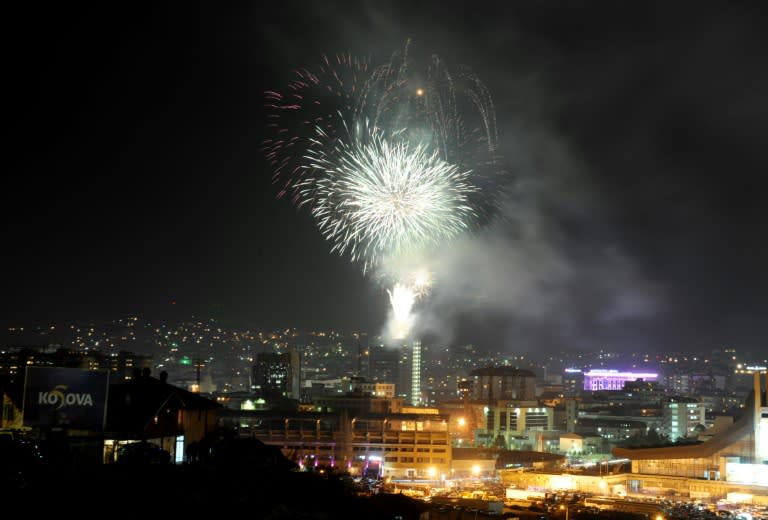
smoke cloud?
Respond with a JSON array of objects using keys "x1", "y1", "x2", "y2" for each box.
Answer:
[{"x1": 409, "y1": 124, "x2": 667, "y2": 353}]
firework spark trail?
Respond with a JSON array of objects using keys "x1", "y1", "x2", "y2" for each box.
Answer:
[
  {"x1": 387, "y1": 283, "x2": 417, "y2": 341},
  {"x1": 262, "y1": 53, "x2": 372, "y2": 204}
]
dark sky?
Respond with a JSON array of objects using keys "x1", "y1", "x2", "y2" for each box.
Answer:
[{"x1": 4, "y1": 1, "x2": 767, "y2": 356}]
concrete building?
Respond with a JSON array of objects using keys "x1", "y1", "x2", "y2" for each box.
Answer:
[
  {"x1": 252, "y1": 351, "x2": 300, "y2": 401},
  {"x1": 492, "y1": 402, "x2": 553, "y2": 435},
  {"x1": 354, "y1": 380, "x2": 396, "y2": 399},
  {"x1": 496, "y1": 373, "x2": 768, "y2": 506},
  {"x1": 471, "y1": 366, "x2": 536, "y2": 401},
  {"x1": 563, "y1": 369, "x2": 584, "y2": 396},
  {"x1": 367, "y1": 345, "x2": 400, "y2": 386},
  {"x1": 313, "y1": 393, "x2": 404, "y2": 415},
  {"x1": 613, "y1": 372, "x2": 768, "y2": 483},
  {"x1": 663, "y1": 396, "x2": 707, "y2": 440},
  {"x1": 223, "y1": 408, "x2": 452, "y2": 479}
]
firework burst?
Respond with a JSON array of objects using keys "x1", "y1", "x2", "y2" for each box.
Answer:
[
  {"x1": 263, "y1": 40, "x2": 506, "y2": 340},
  {"x1": 302, "y1": 122, "x2": 477, "y2": 274}
]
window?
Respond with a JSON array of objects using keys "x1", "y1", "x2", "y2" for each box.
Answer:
[{"x1": 175, "y1": 435, "x2": 185, "y2": 464}]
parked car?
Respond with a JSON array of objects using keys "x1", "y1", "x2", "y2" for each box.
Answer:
[{"x1": 116, "y1": 441, "x2": 171, "y2": 464}]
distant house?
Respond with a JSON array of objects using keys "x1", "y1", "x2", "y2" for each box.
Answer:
[{"x1": 104, "y1": 369, "x2": 221, "y2": 463}]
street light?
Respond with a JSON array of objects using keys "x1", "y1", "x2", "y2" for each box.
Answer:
[{"x1": 560, "y1": 504, "x2": 569, "y2": 520}]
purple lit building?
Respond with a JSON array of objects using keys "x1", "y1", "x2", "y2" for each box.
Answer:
[{"x1": 583, "y1": 369, "x2": 658, "y2": 391}]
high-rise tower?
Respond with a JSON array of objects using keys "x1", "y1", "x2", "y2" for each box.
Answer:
[
  {"x1": 411, "y1": 339, "x2": 422, "y2": 406},
  {"x1": 252, "y1": 351, "x2": 300, "y2": 401}
]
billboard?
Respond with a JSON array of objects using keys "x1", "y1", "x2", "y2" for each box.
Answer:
[{"x1": 22, "y1": 366, "x2": 109, "y2": 429}]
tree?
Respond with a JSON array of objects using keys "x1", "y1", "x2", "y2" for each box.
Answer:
[{"x1": 618, "y1": 429, "x2": 670, "y2": 448}]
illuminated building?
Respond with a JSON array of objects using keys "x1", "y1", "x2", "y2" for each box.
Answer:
[
  {"x1": 613, "y1": 372, "x2": 768, "y2": 484},
  {"x1": 223, "y1": 409, "x2": 451, "y2": 479},
  {"x1": 582, "y1": 369, "x2": 658, "y2": 391},
  {"x1": 563, "y1": 369, "x2": 584, "y2": 396},
  {"x1": 367, "y1": 344, "x2": 399, "y2": 384},
  {"x1": 495, "y1": 374, "x2": 768, "y2": 503},
  {"x1": 437, "y1": 367, "x2": 540, "y2": 448},
  {"x1": 0, "y1": 346, "x2": 152, "y2": 385},
  {"x1": 565, "y1": 397, "x2": 579, "y2": 433},
  {"x1": 411, "y1": 339, "x2": 422, "y2": 406},
  {"x1": 353, "y1": 379, "x2": 396, "y2": 398},
  {"x1": 252, "y1": 351, "x2": 300, "y2": 401},
  {"x1": 382, "y1": 338, "x2": 421, "y2": 405},
  {"x1": 313, "y1": 393, "x2": 403, "y2": 414},
  {"x1": 481, "y1": 402, "x2": 555, "y2": 448},
  {"x1": 103, "y1": 369, "x2": 221, "y2": 464},
  {"x1": 663, "y1": 396, "x2": 706, "y2": 440},
  {"x1": 559, "y1": 432, "x2": 584, "y2": 453},
  {"x1": 471, "y1": 366, "x2": 536, "y2": 401}
]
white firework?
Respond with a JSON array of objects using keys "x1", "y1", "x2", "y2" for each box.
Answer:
[
  {"x1": 302, "y1": 124, "x2": 478, "y2": 274},
  {"x1": 265, "y1": 41, "x2": 505, "y2": 343}
]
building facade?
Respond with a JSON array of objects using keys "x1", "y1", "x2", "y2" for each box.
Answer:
[
  {"x1": 252, "y1": 351, "x2": 301, "y2": 401},
  {"x1": 471, "y1": 367, "x2": 536, "y2": 402},
  {"x1": 614, "y1": 372, "x2": 768, "y2": 484},
  {"x1": 663, "y1": 396, "x2": 707, "y2": 440},
  {"x1": 583, "y1": 370, "x2": 659, "y2": 392},
  {"x1": 224, "y1": 409, "x2": 452, "y2": 479}
]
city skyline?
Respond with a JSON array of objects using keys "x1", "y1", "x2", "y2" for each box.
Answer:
[
  {"x1": 4, "y1": 2, "x2": 766, "y2": 356},
  {"x1": 2, "y1": 312, "x2": 765, "y2": 369}
]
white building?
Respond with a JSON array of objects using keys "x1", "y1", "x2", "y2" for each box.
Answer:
[{"x1": 663, "y1": 396, "x2": 707, "y2": 440}]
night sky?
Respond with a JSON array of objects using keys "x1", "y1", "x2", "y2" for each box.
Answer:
[{"x1": 4, "y1": 2, "x2": 767, "y2": 355}]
